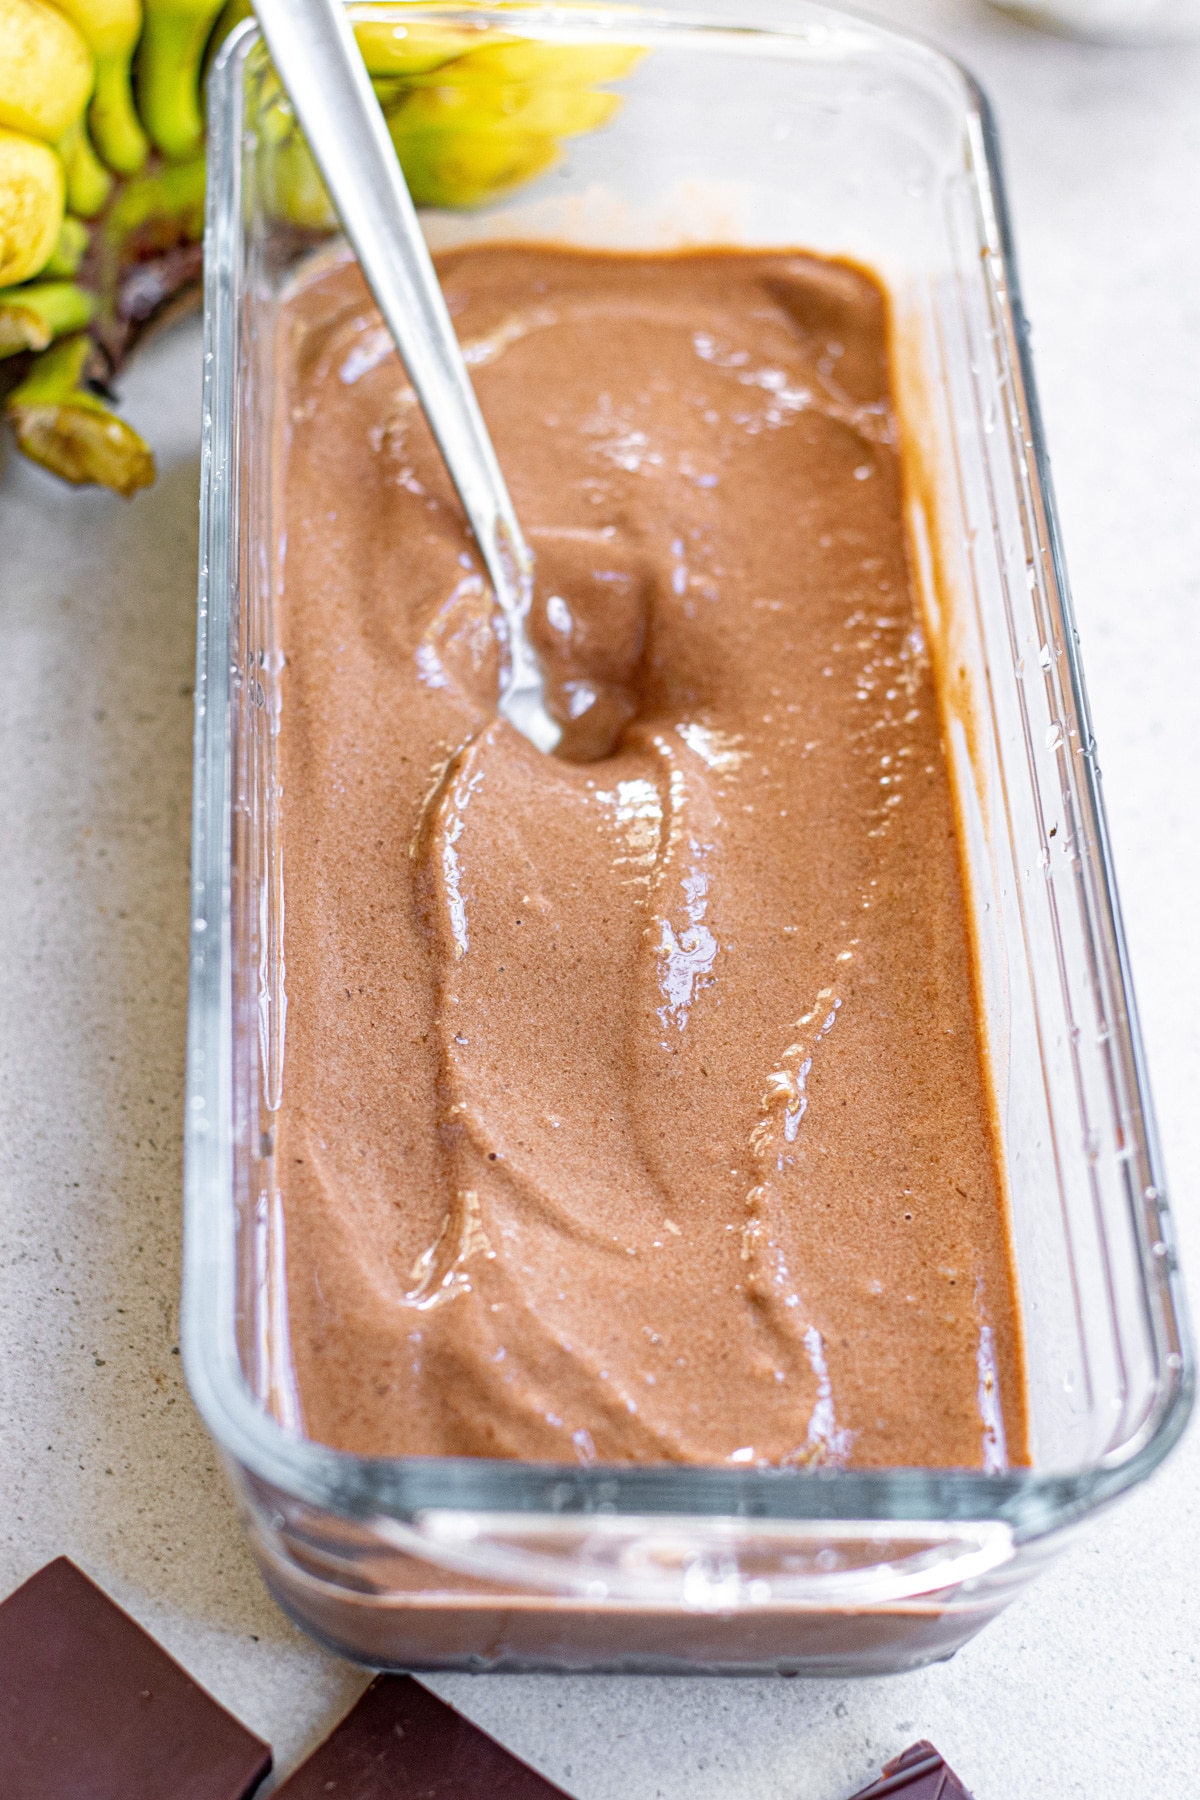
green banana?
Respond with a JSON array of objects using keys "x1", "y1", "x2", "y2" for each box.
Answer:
[
  {"x1": 101, "y1": 146, "x2": 205, "y2": 240},
  {"x1": 259, "y1": 127, "x2": 334, "y2": 231},
  {"x1": 0, "y1": 275, "x2": 94, "y2": 353},
  {"x1": 136, "y1": 0, "x2": 224, "y2": 160},
  {"x1": 57, "y1": 114, "x2": 113, "y2": 215},
  {"x1": 4, "y1": 329, "x2": 155, "y2": 493},
  {"x1": 53, "y1": 0, "x2": 148, "y2": 173},
  {"x1": 41, "y1": 211, "x2": 89, "y2": 275}
]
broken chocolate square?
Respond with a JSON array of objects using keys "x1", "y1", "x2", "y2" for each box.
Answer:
[
  {"x1": 273, "y1": 1673, "x2": 573, "y2": 1797},
  {"x1": 848, "y1": 1739, "x2": 975, "y2": 1798},
  {"x1": 0, "y1": 1557, "x2": 271, "y2": 1800}
]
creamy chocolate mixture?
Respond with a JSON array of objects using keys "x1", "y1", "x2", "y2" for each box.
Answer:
[{"x1": 274, "y1": 245, "x2": 1028, "y2": 1470}]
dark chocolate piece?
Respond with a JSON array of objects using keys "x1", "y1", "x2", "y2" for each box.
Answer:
[
  {"x1": 0, "y1": 1557, "x2": 271, "y2": 1800},
  {"x1": 848, "y1": 1740, "x2": 975, "y2": 1798},
  {"x1": 274, "y1": 1674, "x2": 573, "y2": 1798}
]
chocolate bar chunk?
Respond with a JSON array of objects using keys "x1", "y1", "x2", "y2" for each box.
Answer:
[
  {"x1": 848, "y1": 1740, "x2": 975, "y2": 1798},
  {"x1": 0, "y1": 1557, "x2": 271, "y2": 1800},
  {"x1": 274, "y1": 1674, "x2": 573, "y2": 1798}
]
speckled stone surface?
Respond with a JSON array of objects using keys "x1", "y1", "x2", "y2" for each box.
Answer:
[{"x1": 0, "y1": 4, "x2": 1197, "y2": 1795}]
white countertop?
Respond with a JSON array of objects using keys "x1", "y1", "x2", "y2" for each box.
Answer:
[{"x1": 2, "y1": 3, "x2": 1198, "y2": 1794}]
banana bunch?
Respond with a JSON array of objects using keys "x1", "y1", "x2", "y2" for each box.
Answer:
[
  {"x1": 0, "y1": 1, "x2": 641, "y2": 496},
  {"x1": 260, "y1": 26, "x2": 641, "y2": 221}
]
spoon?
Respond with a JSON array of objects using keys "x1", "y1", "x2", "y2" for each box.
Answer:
[{"x1": 252, "y1": 0, "x2": 562, "y2": 755}]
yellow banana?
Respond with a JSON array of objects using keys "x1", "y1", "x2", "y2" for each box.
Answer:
[
  {"x1": 353, "y1": 18, "x2": 476, "y2": 77},
  {"x1": 378, "y1": 35, "x2": 641, "y2": 211},
  {"x1": 0, "y1": 275, "x2": 93, "y2": 354},
  {"x1": 0, "y1": 126, "x2": 63, "y2": 285},
  {"x1": 388, "y1": 80, "x2": 618, "y2": 141},
  {"x1": 0, "y1": 0, "x2": 93, "y2": 144},
  {"x1": 386, "y1": 116, "x2": 560, "y2": 210},
  {"x1": 136, "y1": 0, "x2": 225, "y2": 160},
  {"x1": 426, "y1": 40, "x2": 644, "y2": 85},
  {"x1": 5, "y1": 331, "x2": 155, "y2": 495},
  {"x1": 51, "y1": 0, "x2": 148, "y2": 174},
  {"x1": 57, "y1": 114, "x2": 112, "y2": 215}
]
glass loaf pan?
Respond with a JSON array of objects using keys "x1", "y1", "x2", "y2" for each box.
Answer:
[{"x1": 185, "y1": 2, "x2": 1192, "y2": 1674}]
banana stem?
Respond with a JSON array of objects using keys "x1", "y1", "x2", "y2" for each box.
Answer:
[
  {"x1": 0, "y1": 277, "x2": 94, "y2": 354},
  {"x1": 6, "y1": 324, "x2": 88, "y2": 398},
  {"x1": 5, "y1": 331, "x2": 155, "y2": 494}
]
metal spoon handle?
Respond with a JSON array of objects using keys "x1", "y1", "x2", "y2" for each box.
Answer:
[{"x1": 252, "y1": 0, "x2": 560, "y2": 753}]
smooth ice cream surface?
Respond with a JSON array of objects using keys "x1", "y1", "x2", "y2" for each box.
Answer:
[{"x1": 274, "y1": 244, "x2": 1028, "y2": 1471}]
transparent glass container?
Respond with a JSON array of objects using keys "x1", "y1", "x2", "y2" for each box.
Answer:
[{"x1": 185, "y1": 1, "x2": 1192, "y2": 1675}]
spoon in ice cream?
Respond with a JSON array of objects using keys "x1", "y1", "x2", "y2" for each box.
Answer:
[{"x1": 253, "y1": 0, "x2": 561, "y2": 755}]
